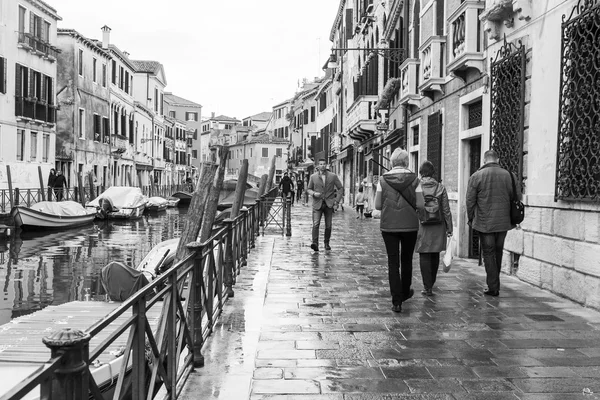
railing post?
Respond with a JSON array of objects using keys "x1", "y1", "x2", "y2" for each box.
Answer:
[
  {"x1": 187, "y1": 242, "x2": 205, "y2": 368},
  {"x1": 241, "y1": 209, "x2": 248, "y2": 266},
  {"x1": 15, "y1": 188, "x2": 20, "y2": 206},
  {"x1": 223, "y1": 218, "x2": 235, "y2": 298},
  {"x1": 42, "y1": 328, "x2": 91, "y2": 400},
  {"x1": 286, "y1": 195, "x2": 292, "y2": 237}
]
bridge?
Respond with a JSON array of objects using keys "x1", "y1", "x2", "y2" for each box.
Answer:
[{"x1": 2, "y1": 199, "x2": 600, "y2": 399}]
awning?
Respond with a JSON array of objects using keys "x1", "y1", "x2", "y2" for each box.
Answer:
[
  {"x1": 348, "y1": 124, "x2": 375, "y2": 142},
  {"x1": 136, "y1": 163, "x2": 153, "y2": 171},
  {"x1": 368, "y1": 128, "x2": 405, "y2": 155},
  {"x1": 337, "y1": 145, "x2": 354, "y2": 160}
]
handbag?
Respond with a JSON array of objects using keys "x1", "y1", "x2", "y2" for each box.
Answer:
[
  {"x1": 416, "y1": 183, "x2": 443, "y2": 225},
  {"x1": 507, "y1": 170, "x2": 525, "y2": 225}
]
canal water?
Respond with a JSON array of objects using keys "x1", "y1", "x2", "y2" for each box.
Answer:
[{"x1": 0, "y1": 207, "x2": 188, "y2": 326}]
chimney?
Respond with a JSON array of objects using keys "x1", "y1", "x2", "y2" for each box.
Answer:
[
  {"x1": 101, "y1": 25, "x2": 111, "y2": 49},
  {"x1": 123, "y1": 51, "x2": 130, "y2": 58},
  {"x1": 211, "y1": 112, "x2": 215, "y2": 118}
]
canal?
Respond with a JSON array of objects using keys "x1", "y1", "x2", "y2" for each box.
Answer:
[{"x1": 0, "y1": 207, "x2": 188, "y2": 326}]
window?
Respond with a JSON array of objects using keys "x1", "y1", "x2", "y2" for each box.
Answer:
[
  {"x1": 186, "y1": 112, "x2": 198, "y2": 121},
  {"x1": 310, "y1": 106, "x2": 315, "y2": 122},
  {"x1": 78, "y1": 108, "x2": 85, "y2": 138},
  {"x1": 30, "y1": 131, "x2": 37, "y2": 161},
  {"x1": 93, "y1": 114, "x2": 101, "y2": 141},
  {"x1": 160, "y1": 93, "x2": 164, "y2": 115},
  {"x1": 169, "y1": 111, "x2": 176, "y2": 118},
  {"x1": 192, "y1": 150, "x2": 197, "y2": 158},
  {"x1": 0, "y1": 57, "x2": 5, "y2": 94},
  {"x1": 468, "y1": 100, "x2": 482, "y2": 129},
  {"x1": 276, "y1": 148, "x2": 282, "y2": 157},
  {"x1": 125, "y1": 71, "x2": 129, "y2": 93},
  {"x1": 18, "y1": 6, "x2": 25, "y2": 34},
  {"x1": 15, "y1": 64, "x2": 29, "y2": 99},
  {"x1": 78, "y1": 49, "x2": 83, "y2": 76},
  {"x1": 193, "y1": 129, "x2": 197, "y2": 140},
  {"x1": 119, "y1": 66, "x2": 124, "y2": 89},
  {"x1": 111, "y1": 60, "x2": 116, "y2": 84},
  {"x1": 154, "y1": 88, "x2": 158, "y2": 112},
  {"x1": 412, "y1": 125, "x2": 419, "y2": 146},
  {"x1": 92, "y1": 58, "x2": 97, "y2": 82},
  {"x1": 262, "y1": 148, "x2": 268, "y2": 157},
  {"x1": 42, "y1": 133, "x2": 49, "y2": 162},
  {"x1": 16, "y1": 129, "x2": 24, "y2": 161},
  {"x1": 102, "y1": 117, "x2": 109, "y2": 143},
  {"x1": 224, "y1": 124, "x2": 232, "y2": 130},
  {"x1": 43, "y1": 21, "x2": 50, "y2": 42},
  {"x1": 32, "y1": 70, "x2": 41, "y2": 99},
  {"x1": 250, "y1": 148, "x2": 253, "y2": 157},
  {"x1": 102, "y1": 64, "x2": 107, "y2": 87}
]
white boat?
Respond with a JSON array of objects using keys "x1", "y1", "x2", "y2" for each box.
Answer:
[
  {"x1": 146, "y1": 196, "x2": 169, "y2": 213},
  {"x1": 87, "y1": 187, "x2": 148, "y2": 220},
  {"x1": 11, "y1": 201, "x2": 97, "y2": 230},
  {"x1": 166, "y1": 196, "x2": 180, "y2": 208}
]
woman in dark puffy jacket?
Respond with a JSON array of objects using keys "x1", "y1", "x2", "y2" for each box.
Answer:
[{"x1": 415, "y1": 161, "x2": 453, "y2": 296}]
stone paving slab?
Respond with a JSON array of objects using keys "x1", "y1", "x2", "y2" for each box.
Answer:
[{"x1": 180, "y1": 204, "x2": 600, "y2": 399}]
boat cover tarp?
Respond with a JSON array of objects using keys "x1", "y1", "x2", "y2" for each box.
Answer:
[
  {"x1": 101, "y1": 261, "x2": 149, "y2": 301},
  {"x1": 30, "y1": 200, "x2": 91, "y2": 216},
  {"x1": 88, "y1": 187, "x2": 147, "y2": 209},
  {"x1": 217, "y1": 188, "x2": 259, "y2": 211},
  {"x1": 147, "y1": 196, "x2": 169, "y2": 207}
]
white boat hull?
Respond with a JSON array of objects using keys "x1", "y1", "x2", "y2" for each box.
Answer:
[{"x1": 11, "y1": 206, "x2": 96, "y2": 230}]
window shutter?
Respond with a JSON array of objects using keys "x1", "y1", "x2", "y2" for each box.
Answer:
[
  {"x1": 29, "y1": 12, "x2": 34, "y2": 36},
  {"x1": 15, "y1": 64, "x2": 22, "y2": 97},
  {"x1": 1, "y1": 58, "x2": 6, "y2": 94},
  {"x1": 345, "y1": 9, "x2": 353, "y2": 42},
  {"x1": 41, "y1": 73, "x2": 46, "y2": 102},
  {"x1": 427, "y1": 111, "x2": 443, "y2": 181},
  {"x1": 48, "y1": 76, "x2": 53, "y2": 104},
  {"x1": 29, "y1": 68, "x2": 34, "y2": 97}
]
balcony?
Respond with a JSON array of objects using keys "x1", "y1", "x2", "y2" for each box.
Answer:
[
  {"x1": 480, "y1": 0, "x2": 532, "y2": 41},
  {"x1": 399, "y1": 59, "x2": 423, "y2": 108},
  {"x1": 419, "y1": 36, "x2": 446, "y2": 98},
  {"x1": 112, "y1": 135, "x2": 129, "y2": 152},
  {"x1": 347, "y1": 95, "x2": 378, "y2": 142},
  {"x1": 17, "y1": 32, "x2": 59, "y2": 62},
  {"x1": 447, "y1": 0, "x2": 486, "y2": 82},
  {"x1": 15, "y1": 96, "x2": 57, "y2": 126}
]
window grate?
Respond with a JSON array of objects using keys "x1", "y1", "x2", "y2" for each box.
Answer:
[
  {"x1": 556, "y1": 2, "x2": 600, "y2": 201},
  {"x1": 490, "y1": 36, "x2": 525, "y2": 186},
  {"x1": 412, "y1": 125, "x2": 419, "y2": 146},
  {"x1": 468, "y1": 100, "x2": 482, "y2": 129},
  {"x1": 427, "y1": 112, "x2": 443, "y2": 181}
]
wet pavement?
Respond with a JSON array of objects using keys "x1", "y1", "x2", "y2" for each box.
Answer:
[{"x1": 180, "y1": 203, "x2": 600, "y2": 400}]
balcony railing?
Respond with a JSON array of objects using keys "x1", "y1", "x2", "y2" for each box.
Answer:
[
  {"x1": 17, "y1": 32, "x2": 59, "y2": 61},
  {"x1": 447, "y1": 0, "x2": 486, "y2": 80},
  {"x1": 419, "y1": 36, "x2": 446, "y2": 97},
  {"x1": 15, "y1": 96, "x2": 56, "y2": 124},
  {"x1": 399, "y1": 59, "x2": 422, "y2": 107}
]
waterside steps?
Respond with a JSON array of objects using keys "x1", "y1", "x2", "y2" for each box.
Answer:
[{"x1": 0, "y1": 301, "x2": 164, "y2": 398}]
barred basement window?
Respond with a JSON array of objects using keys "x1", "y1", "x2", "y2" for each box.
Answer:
[
  {"x1": 490, "y1": 36, "x2": 525, "y2": 184},
  {"x1": 468, "y1": 99, "x2": 482, "y2": 129},
  {"x1": 556, "y1": 1, "x2": 600, "y2": 201}
]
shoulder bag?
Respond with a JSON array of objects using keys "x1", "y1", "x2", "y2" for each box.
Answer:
[{"x1": 507, "y1": 170, "x2": 525, "y2": 225}]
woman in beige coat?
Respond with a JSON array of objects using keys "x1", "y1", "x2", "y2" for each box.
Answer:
[{"x1": 415, "y1": 161, "x2": 453, "y2": 296}]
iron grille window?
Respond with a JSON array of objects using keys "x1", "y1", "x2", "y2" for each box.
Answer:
[
  {"x1": 490, "y1": 37, "x2": 525, "y2": 183},
  {"x1": 412, "y1": 125, "x2": 419, "y2": 146},
  {"x1": 556, "y1": 2, "x2": 600, "y2": 201},
  {"x1": 468, "y1": 100, "x2": 482, "y2": 129},
  {"x1": 427, "y1": 111, "x2": 443, "y2": 180}
]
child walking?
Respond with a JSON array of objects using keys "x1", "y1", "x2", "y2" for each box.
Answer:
[{"x1": 355, "y1": 187, "x2": 366, "y2": 219}]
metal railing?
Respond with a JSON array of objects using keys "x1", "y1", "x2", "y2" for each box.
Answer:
[{"x1": 1, "y1": 187, "x2": 281, "y2": 400}]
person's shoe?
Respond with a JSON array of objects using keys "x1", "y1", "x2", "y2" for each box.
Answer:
[
  {"x1": 324, "y1": 243, "x2": 331, "y2": 251},
  {"x1": 402, "y1": 289, "x2": 415, "y2": 302},
  {"x1": 310, "y1": 243, "x2": 319, "y2": 252},
  {"x1": 391, "y1": 304, "x2": 402, "y2": 313},
  {"x1": 356, "y1": 216, "x2": 360, "y2": 219},
  {"x1": 484, "y1": 289, "x2": 499, "y2": 297},
  {"x1": 421, "y1": 289, "x2": 428, "y2": 295},
  {"x1": 425, "y1": 288, "x2": 433, "y2": 296}
]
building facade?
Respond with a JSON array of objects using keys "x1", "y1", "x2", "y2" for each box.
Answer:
[
  {"x1": 0, "y1": 0, "x2": 61, "y2": 190},
  {"x1": 163, "y1": 92, "x2": 202, "y2": 177},
  {"x1": 56, "y1": 28, "x2": 111, "y2": 190}
]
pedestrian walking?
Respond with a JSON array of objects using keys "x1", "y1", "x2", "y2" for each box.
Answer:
[
  {"x1": 355, "y1": 186, "x2": 366, "y2": 219},
  {"x1": 375, "y1": 149, "x2": 419, "y2": 313},
  {"x1": 53, "y1": 170, "x2": 68, "y2": 201},
  {"x1": 278, "y1": 172, "x2": 294, "y2": 204},
  {"x1": 47, "y1": 168, "x2": 56, "y2": 201},
  {"x1": 303, "y1": 177, "x2": 309, "y2": 205},
  {"x1": 307, "y1": 159, "x2": 343, "y2": 251},
  {"x1": 296, "y1": 177, "x2": 304, "y2": 204},
  {"x1": 415, "y1": 160, "x2": 453, "y2": 296},
  {"x1": 466, "y1": 149, "x2": 519, "y2": 297}
]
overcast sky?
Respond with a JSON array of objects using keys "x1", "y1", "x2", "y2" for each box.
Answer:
[{"x1": 49, "y1": 0, "x2": 340, "y2": 120}]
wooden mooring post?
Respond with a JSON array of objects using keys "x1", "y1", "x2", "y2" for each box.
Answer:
[
  {"x1": 77, "y1": 173, "x2": 85, "y2": 206},
  {"x1": 6, "y1": 165, "x2": 14, "y2": 208},
  {"x1": 37, "y1": 166, "x2": 46, "y2": 202},
  {"x1": 266, "y1": 155, "x2": 276, "y2": 191}
]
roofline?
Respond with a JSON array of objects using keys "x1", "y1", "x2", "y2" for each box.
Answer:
[
  {"x1": 26, "y1": 0, "x2": 62, "y2": 21},
  {"x1": 329, "y1": 0, "x2": 347, "y2": 42},
  {"x1": 57, "y1": 29, "x2": 110, "y2": 58}
]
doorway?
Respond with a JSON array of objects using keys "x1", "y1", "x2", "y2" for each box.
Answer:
[{"x1": 468, "y1": 137, "x2": 481, "y2": 259}]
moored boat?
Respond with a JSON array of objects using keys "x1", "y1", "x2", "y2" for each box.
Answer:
[
  {"x1": 146, "y1": 196, "x2": 169, "y2": 213},
  {"x1": 11, "y1": 201, "x2": 97, "y2": 230},
  {"x1": 171, "y1": 191, "x2": 192, "y2": 206},
  {"x1": 87, "y1": 187, "x2": 148, "y2": 220},
  {"x1": 166, "y1": 196, "x2": 180, "y2": 208}
]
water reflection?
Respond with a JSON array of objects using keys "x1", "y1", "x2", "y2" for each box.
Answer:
[{"x1": 0, "y1": 207, "x2": 188, "y2": 325}]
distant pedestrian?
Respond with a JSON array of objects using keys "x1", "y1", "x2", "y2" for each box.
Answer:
[
  {"x1": 296, "y1": 177, "x2": 304, "y2": 203},
  {"x1": 279, "y1": 172, "x2": 294, "y2": 204},
  {"x1": 355, "y1": 186, "x2": 366, "y2": 219},
  {"x1": 307, "y1": 159, "x2": 343, "y2": 251},
  {"x1": 466, "y1": 149, "x2": 519, "y2": 297},
  {"x1": 303, "y1": 177, "x2": 309, "y2": 205},
  {"x1": 375, "y1": 149, "x2": 419, "y2": 313},
  {"x1": 53, "y1": 170, "x2": 68, "y2": 201},
  {"x1": 47, "y1": 168, "x2": 56, "y2": 201},
  {"x1": 415, "y1": 160, "x2": 453, "y2": 297}
]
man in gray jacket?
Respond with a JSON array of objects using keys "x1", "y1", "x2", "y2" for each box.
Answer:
[
  {"x1": 307, "y1": 159, "x2": 343, "y2": 251},
  {"x1": 466, "y1": 149, "x2": 518, "y2": 297}
]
